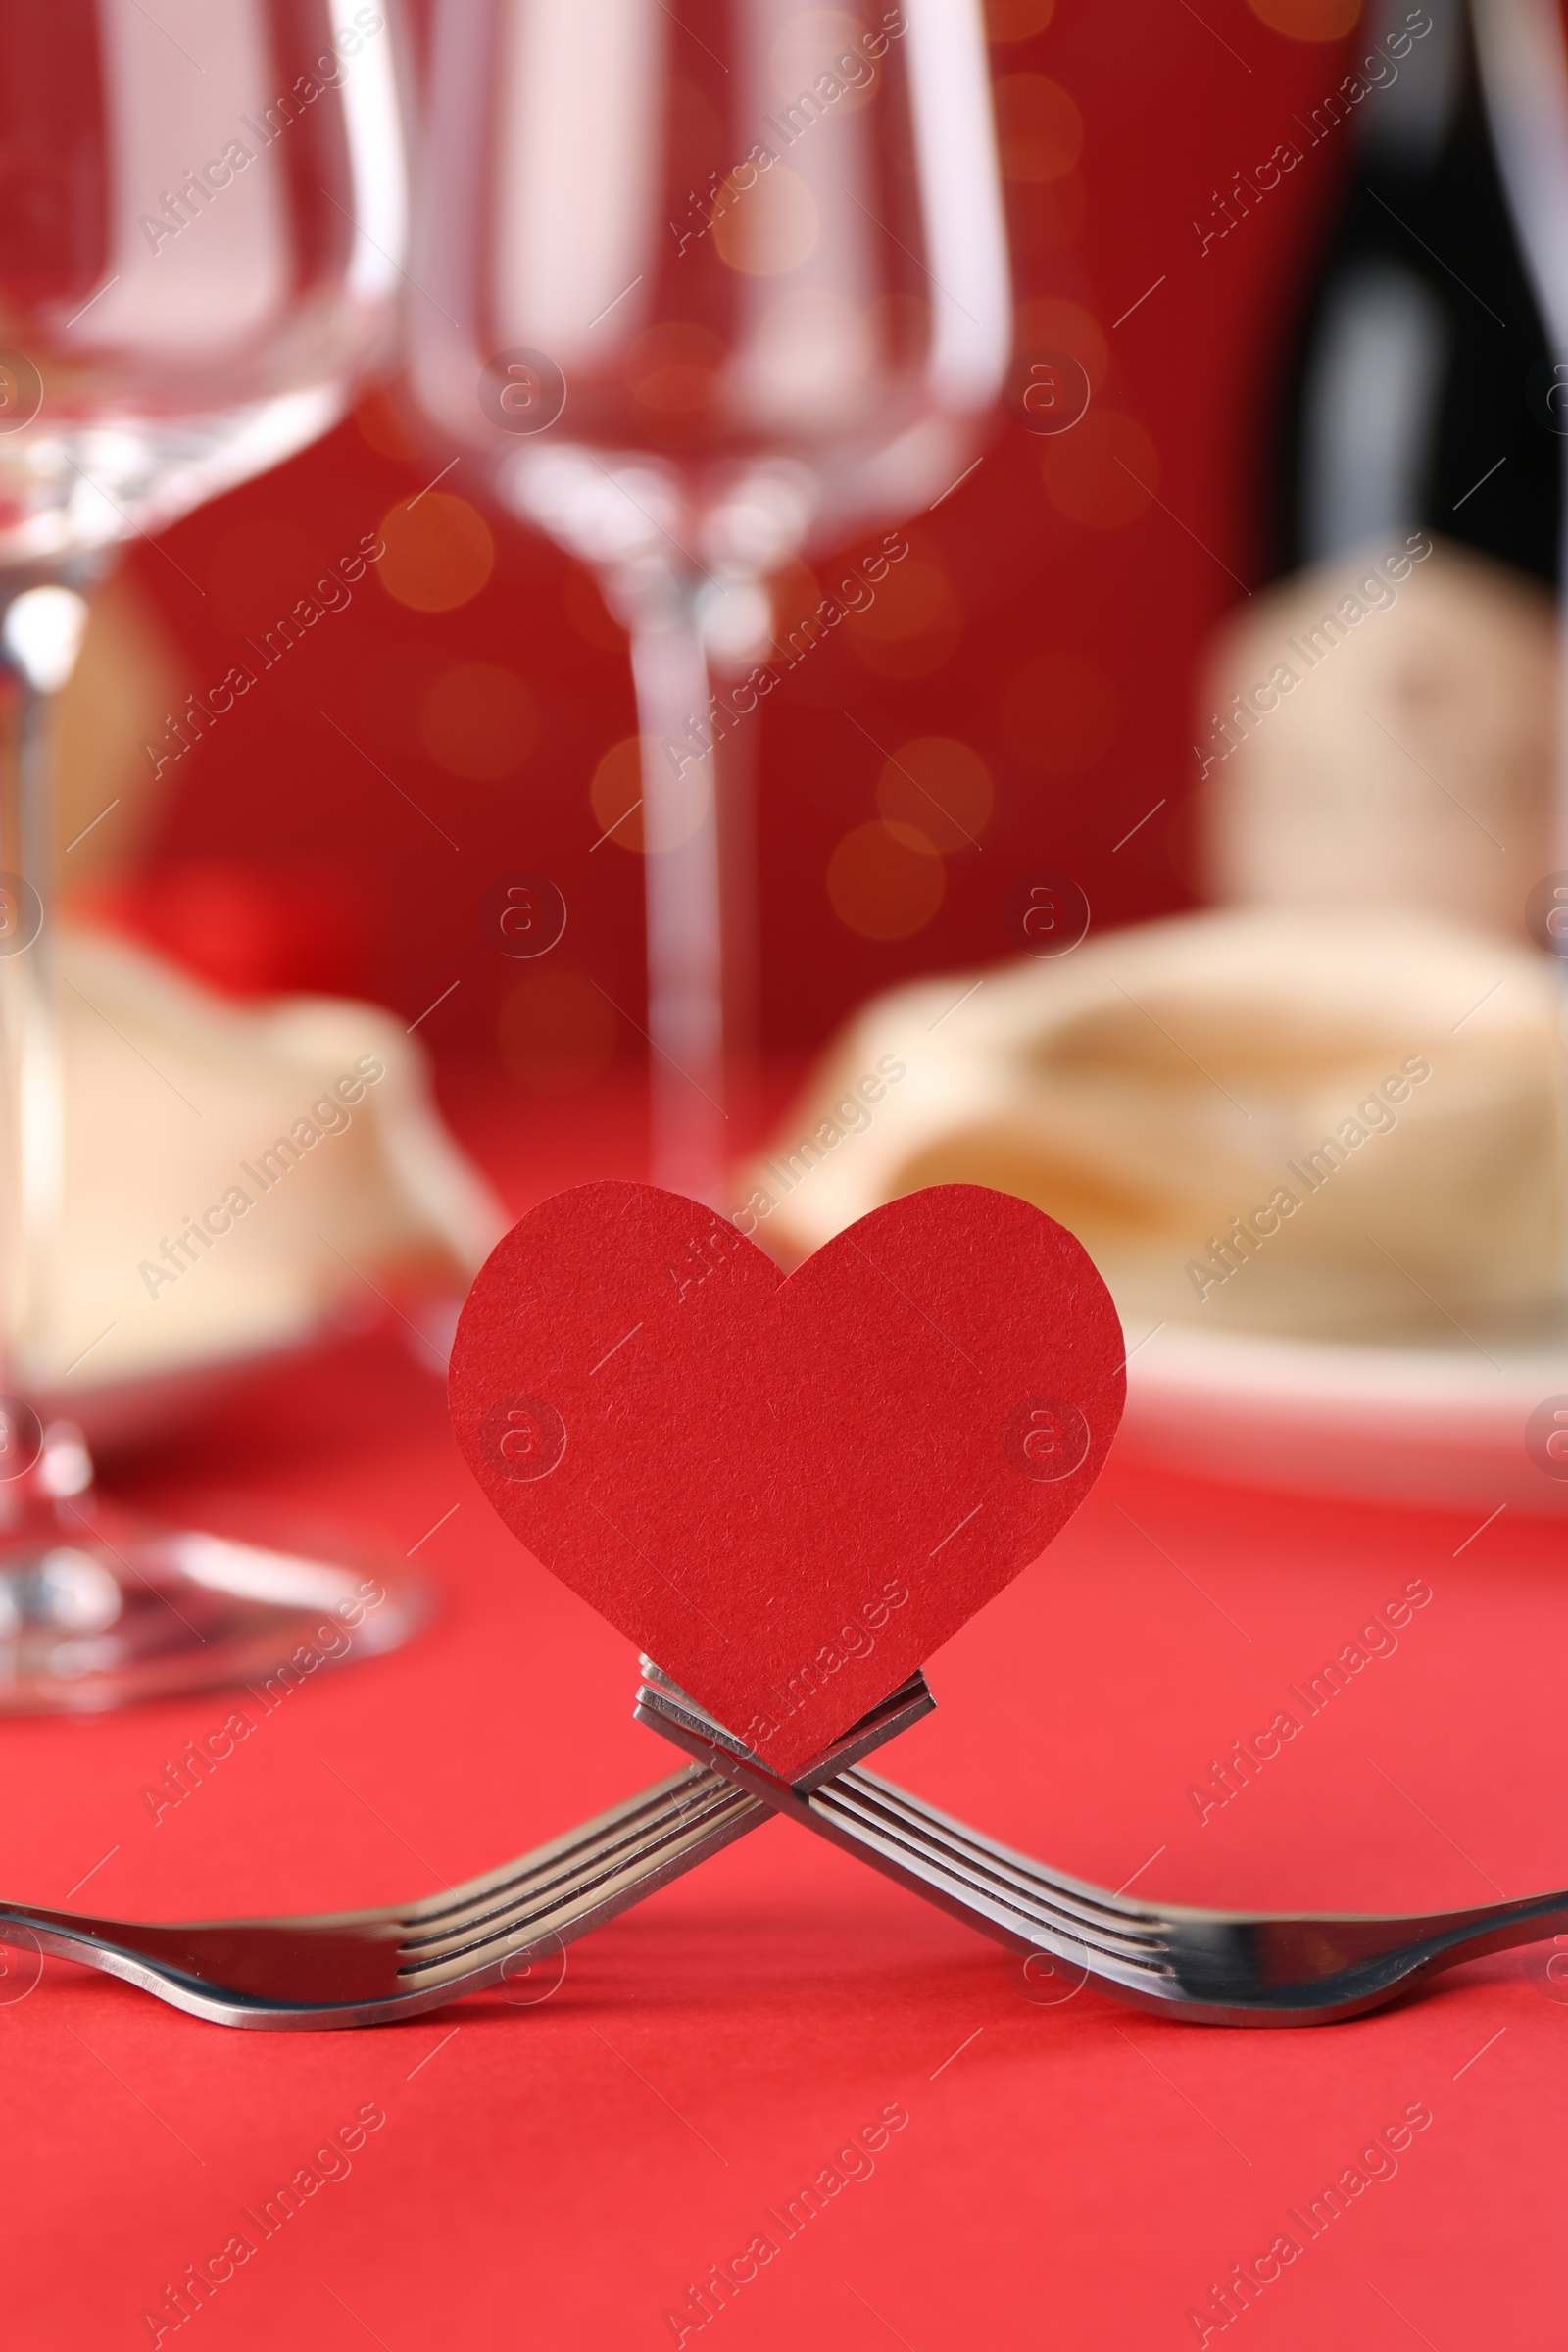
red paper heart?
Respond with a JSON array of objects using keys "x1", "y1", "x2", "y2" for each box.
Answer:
[{"x1": 449, "y1": 1181, "x2": 1125, "y2": 1776}]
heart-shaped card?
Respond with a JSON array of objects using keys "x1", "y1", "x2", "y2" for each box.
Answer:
[{"x1": 449, "y1": 1181, "x2": 1125, "y2": 1777}]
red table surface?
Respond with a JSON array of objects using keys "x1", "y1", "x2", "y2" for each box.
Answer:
[{"x1": 8, "y1": 1070, "x2": 1564, "y2": 2351}]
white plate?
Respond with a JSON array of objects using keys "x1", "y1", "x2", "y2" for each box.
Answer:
[{"x1": 1119, "y1": 1317, "x2": 1568, "y2": 1518}]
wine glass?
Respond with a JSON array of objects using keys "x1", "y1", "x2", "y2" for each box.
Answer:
[
  {"x1": 404, "y1": 0, "x2": 1011, "y2": 1200},
  {"x1": 0, "y1": 0, "x2": 428, "y2": 1708}
]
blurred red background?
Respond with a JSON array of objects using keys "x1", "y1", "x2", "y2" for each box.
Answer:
[{"x1": 97, "y1": 0, "x2": 1362, "y2": 1075}]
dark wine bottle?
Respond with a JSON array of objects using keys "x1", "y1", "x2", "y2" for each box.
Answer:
[{"x1": 1268, "y1": 0, "x2": 1560, "y2": 587}]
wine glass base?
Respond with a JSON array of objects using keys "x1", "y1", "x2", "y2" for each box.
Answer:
[{"x1": 0, "y1": 1502, "x2": 430, "y2": 1714}]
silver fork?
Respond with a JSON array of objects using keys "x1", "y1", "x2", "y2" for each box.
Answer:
[
  {"x1": 0, "y1": 1769, "x2": 757, "y2": 2029},
  {"x1": 635, "y1": 1669, "x2": 1568, "y2": 2027},
  {"x1": 0, "y1": 1672, "x2": 934, "y2": 2029}
]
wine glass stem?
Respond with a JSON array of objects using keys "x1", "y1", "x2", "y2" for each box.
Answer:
[
  {"x1": 0, "y1": 652, "x2": 60, "y2": 1398},
  {"x1": 627, "y1": 580, "x2": 728, "y2": 1205}
]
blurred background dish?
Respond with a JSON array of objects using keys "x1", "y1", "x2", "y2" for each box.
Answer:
[
  {"x1": 1114, "y1": 1315, "x2": 1568, "y2": 1516},
  {"x1": 45, "y1": 919, "x2": 500, "y2": 1438},
  {"x1": 745, "y1": 904, "x2": 1568, "y2": 1510},
  {"x1": 745, "y1": 906, "x2": 1565, "y2": 1347}
]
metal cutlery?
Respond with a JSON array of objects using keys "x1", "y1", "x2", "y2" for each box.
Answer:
[{"x1": 0, "y1": 1665, "x2": 1554, "y2": 2028}]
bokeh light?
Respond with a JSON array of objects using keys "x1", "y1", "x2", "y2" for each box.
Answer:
[
  {"x1": 994, "y1": 75, "x2": 1083, "y2": 182},
  {"x1": 713, "y1": 164, "x2": 820, "y2": 275},
  {"x1": 1013, "y1": 295, "x2": 1107, "y2": 391},
  {"x1": 589, "y1": 735, "x2": 710, "y2": 854},
  {"x1": 827, "y1": 819, "x2": 946, "y2": 939},
  {"x1": 377, "y1": 493, "x2": 495, "y2": 612}
]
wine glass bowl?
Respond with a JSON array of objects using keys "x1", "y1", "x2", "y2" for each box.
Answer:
[
  {"x1": 0, "y1": 0, "x2": 406, "y2": 568},
  {"x1": 412, "y1": 1, "x2": 1007, "y2": 561}
]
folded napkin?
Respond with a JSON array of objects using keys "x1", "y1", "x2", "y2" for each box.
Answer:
[
  {"x1": 36, "y1": 925, "x2": 506, "y2": 1396},
  {"x1": 744, "y1": 908, "x2": 1568, "y2": 1343}
]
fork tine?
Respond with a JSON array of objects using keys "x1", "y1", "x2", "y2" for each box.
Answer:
[
  {"x1": 812, "y1": 1777, "x2": 1174, "y2": 1973},
  {"x1": 398, "y1": 1768, "x2": 722, "y2": 1930},
  {"x1": 845, "y1": 1771, "x2": 1169, "y2": 1927},
  {"x1": 833, "y1": 1774, "x2": 1172, "y2": 1955},
  {"x1": 399, "y1": 1778, "x2": 749, "y2": 1962},
  {"x1": 397, "y1": 1781, "x2": 759, "y2": 1982}
]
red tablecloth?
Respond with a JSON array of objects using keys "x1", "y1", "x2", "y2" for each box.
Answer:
[{"x1": 10, "y1": 1072, "x2": 1561, "y2": 2349}]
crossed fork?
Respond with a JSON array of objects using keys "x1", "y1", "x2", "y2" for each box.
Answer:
[{"x1": 0, "y1": 1664, "x2": 1560, "y2": 2030}]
